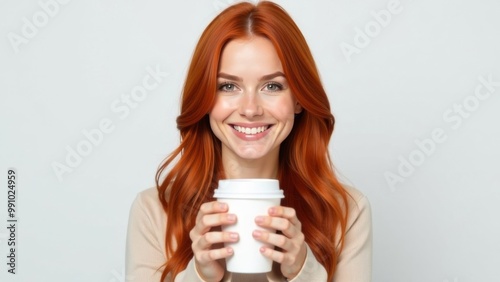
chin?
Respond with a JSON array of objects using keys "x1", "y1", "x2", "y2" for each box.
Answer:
[
  {"x1": 232, "y1": 148, "x2": 266, "y2": 160},
  {"x1": 236, "y1": 152, "x2": 267, "y2": 160}
]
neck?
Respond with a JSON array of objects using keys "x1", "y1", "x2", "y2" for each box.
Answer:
[{"x1": 222, "y1": 150, "x2": 279, "y2": 179}]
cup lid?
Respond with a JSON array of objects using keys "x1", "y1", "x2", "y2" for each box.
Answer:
[{"x1": 214, "y1": 179, "x2": 284, "y2": 199}]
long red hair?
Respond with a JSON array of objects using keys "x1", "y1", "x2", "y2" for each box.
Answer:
[{"x1": 155, "y1": 1, "x2": 349, "y2": 281}]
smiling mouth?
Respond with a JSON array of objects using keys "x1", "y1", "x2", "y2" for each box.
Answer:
[{"x1": 232, "y1": 125, "x2": 272, "y2": 135}]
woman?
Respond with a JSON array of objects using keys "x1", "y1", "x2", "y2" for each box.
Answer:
[{"x1": 126, "y1": 1, "x2": 372, "y2": 281}]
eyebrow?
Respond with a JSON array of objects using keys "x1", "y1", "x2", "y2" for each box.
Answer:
[{"x1": 217, "y1": 71, "x2": 286, "y2": 82}]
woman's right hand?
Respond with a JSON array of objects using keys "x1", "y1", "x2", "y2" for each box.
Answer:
[{"x1": 189, "y1": 201, "x2": 238, "y2": 282}]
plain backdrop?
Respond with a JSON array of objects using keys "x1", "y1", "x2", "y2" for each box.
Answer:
[{"x1": 1, "y1": 0, "x2": 499, "y2": 281}]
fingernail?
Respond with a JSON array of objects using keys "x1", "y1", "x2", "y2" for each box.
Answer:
[
  {"x1": 253, "y1": 230, "x2": 262, "y2": 237},
  {"x1": 255, "y1": 216, "x2": 263, "y2": 223},
  {"x1": 230, "y1": 233, "x2": 238, "y2": 240},
  {"x1": 219, "y1": 203, "x2": 227, "y2": 210},
  {"x1": 227, "y1": 247, "x2": 233, "y2": 254},
  {"x1": 268, "y1": 207, "x2": 275, "y2": 215},
  {"x1": 227, "y1": 214, "x2": 235, "y2": 221}
]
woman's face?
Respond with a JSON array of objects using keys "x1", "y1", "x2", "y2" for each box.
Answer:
[{"x1": 209, "y1": 36, "x2": 302, "y2": 163}]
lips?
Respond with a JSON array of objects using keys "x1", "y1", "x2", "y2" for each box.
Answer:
[
  {"x1": 230, "y1": 124, "x2": 273, "y2": 140},
  {"x1": 232, "y1": 125, "x2": 270, "y2": 135}
]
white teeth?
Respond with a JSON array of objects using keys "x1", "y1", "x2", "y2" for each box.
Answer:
[{"x1": 233, "y1": 125, "x2": 269, "y2": 135}]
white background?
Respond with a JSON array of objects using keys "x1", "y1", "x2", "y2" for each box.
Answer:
[{"x1": 1, "y1": 0, "x2": 499, "y2": 281}]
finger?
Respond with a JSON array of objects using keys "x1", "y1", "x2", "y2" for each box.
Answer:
[
  {"x1": 255, "y1": 216, "x2": 298, "y2": 238},
  {"x1": 196, "y1": 202, "x2": 229, "y2": 222},
  {"x1": 195, "y1": 231, "x2": 239, "y2": 251},
  {"x1": 195, "y1": 247, "x2": 234, "y2": 264},
  {"x1": 258, "y1": 245, "x2": 285, "y2": 264},
  {"x1": 258, "y1": 245, "x2": 304, "y2": 278},
  {"x1": 269, "y1": 206, "x2": 300, "y2": 226},
  {"x1": 267, "y1": 207, "x2": 302, "y2": 238},
  {"x1": 194, "y1": 213, "x2": 236, "y2": 234},
  {"x1": 252, "y1": 230, "x2": 291, "y2": 250}
]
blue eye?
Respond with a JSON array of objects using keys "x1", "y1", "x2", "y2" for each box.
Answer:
[
  {"x1": 264, "y1": 82, "x2": 283, "y2": 91},
  {"x1": 218, "y1": 82, "x2": 236, "y2": 92}
]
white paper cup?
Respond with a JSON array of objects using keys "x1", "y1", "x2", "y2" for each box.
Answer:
[{"x1": 213, "y1": 179, "x2": 284, "y2": 273}]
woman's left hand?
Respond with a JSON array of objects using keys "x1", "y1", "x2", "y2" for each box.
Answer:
[{"x1": 252, "y1": 206, "x2": 307, "y2": 280}]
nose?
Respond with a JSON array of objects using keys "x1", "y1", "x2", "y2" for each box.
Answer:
[{"x1": 239, "y1": 92, "x2": 263, "y2": 118}]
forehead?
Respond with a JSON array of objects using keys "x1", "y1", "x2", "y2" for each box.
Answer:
[{"x1": 218, "y1": 36, "x2": 283, "y2": 74}]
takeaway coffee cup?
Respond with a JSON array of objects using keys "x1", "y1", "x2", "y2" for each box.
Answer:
[{"x1": 213, "y1": 179, "x2": 284, "y2": 273}]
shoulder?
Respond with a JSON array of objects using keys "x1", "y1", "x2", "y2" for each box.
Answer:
[
  {"x1": 338, "y1": 184, "x2": 372, "y2": 239},
  {"x1": 128, "y1": 186, "x2": 167, "y2": 238},
  {"x1": 338, "y1": 183, "x2": 372, "y2": 244},
  {"x1": 332, "y1": 185, "x2": 373, "y2": 280},
  {"x1": 131, "y1": 186, "x2": 166, "y2": 214},
  {"x1": 126, "y1": 187, "x2": 169, "y2": 280},
  {"x1": 342, "y1": 184, "x2": 371, "y2": 215},
  {"x1": 134, "y1": 186, "x2": 163, "y2": 206}
]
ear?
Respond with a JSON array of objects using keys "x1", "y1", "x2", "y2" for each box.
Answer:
[{"x1": 294, "y1": 101, "x2": 303, "y2": 114}]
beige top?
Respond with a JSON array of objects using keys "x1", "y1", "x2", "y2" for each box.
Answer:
[{"x1": 126, "y1": 185, "x2": 372, "y2": 281}]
